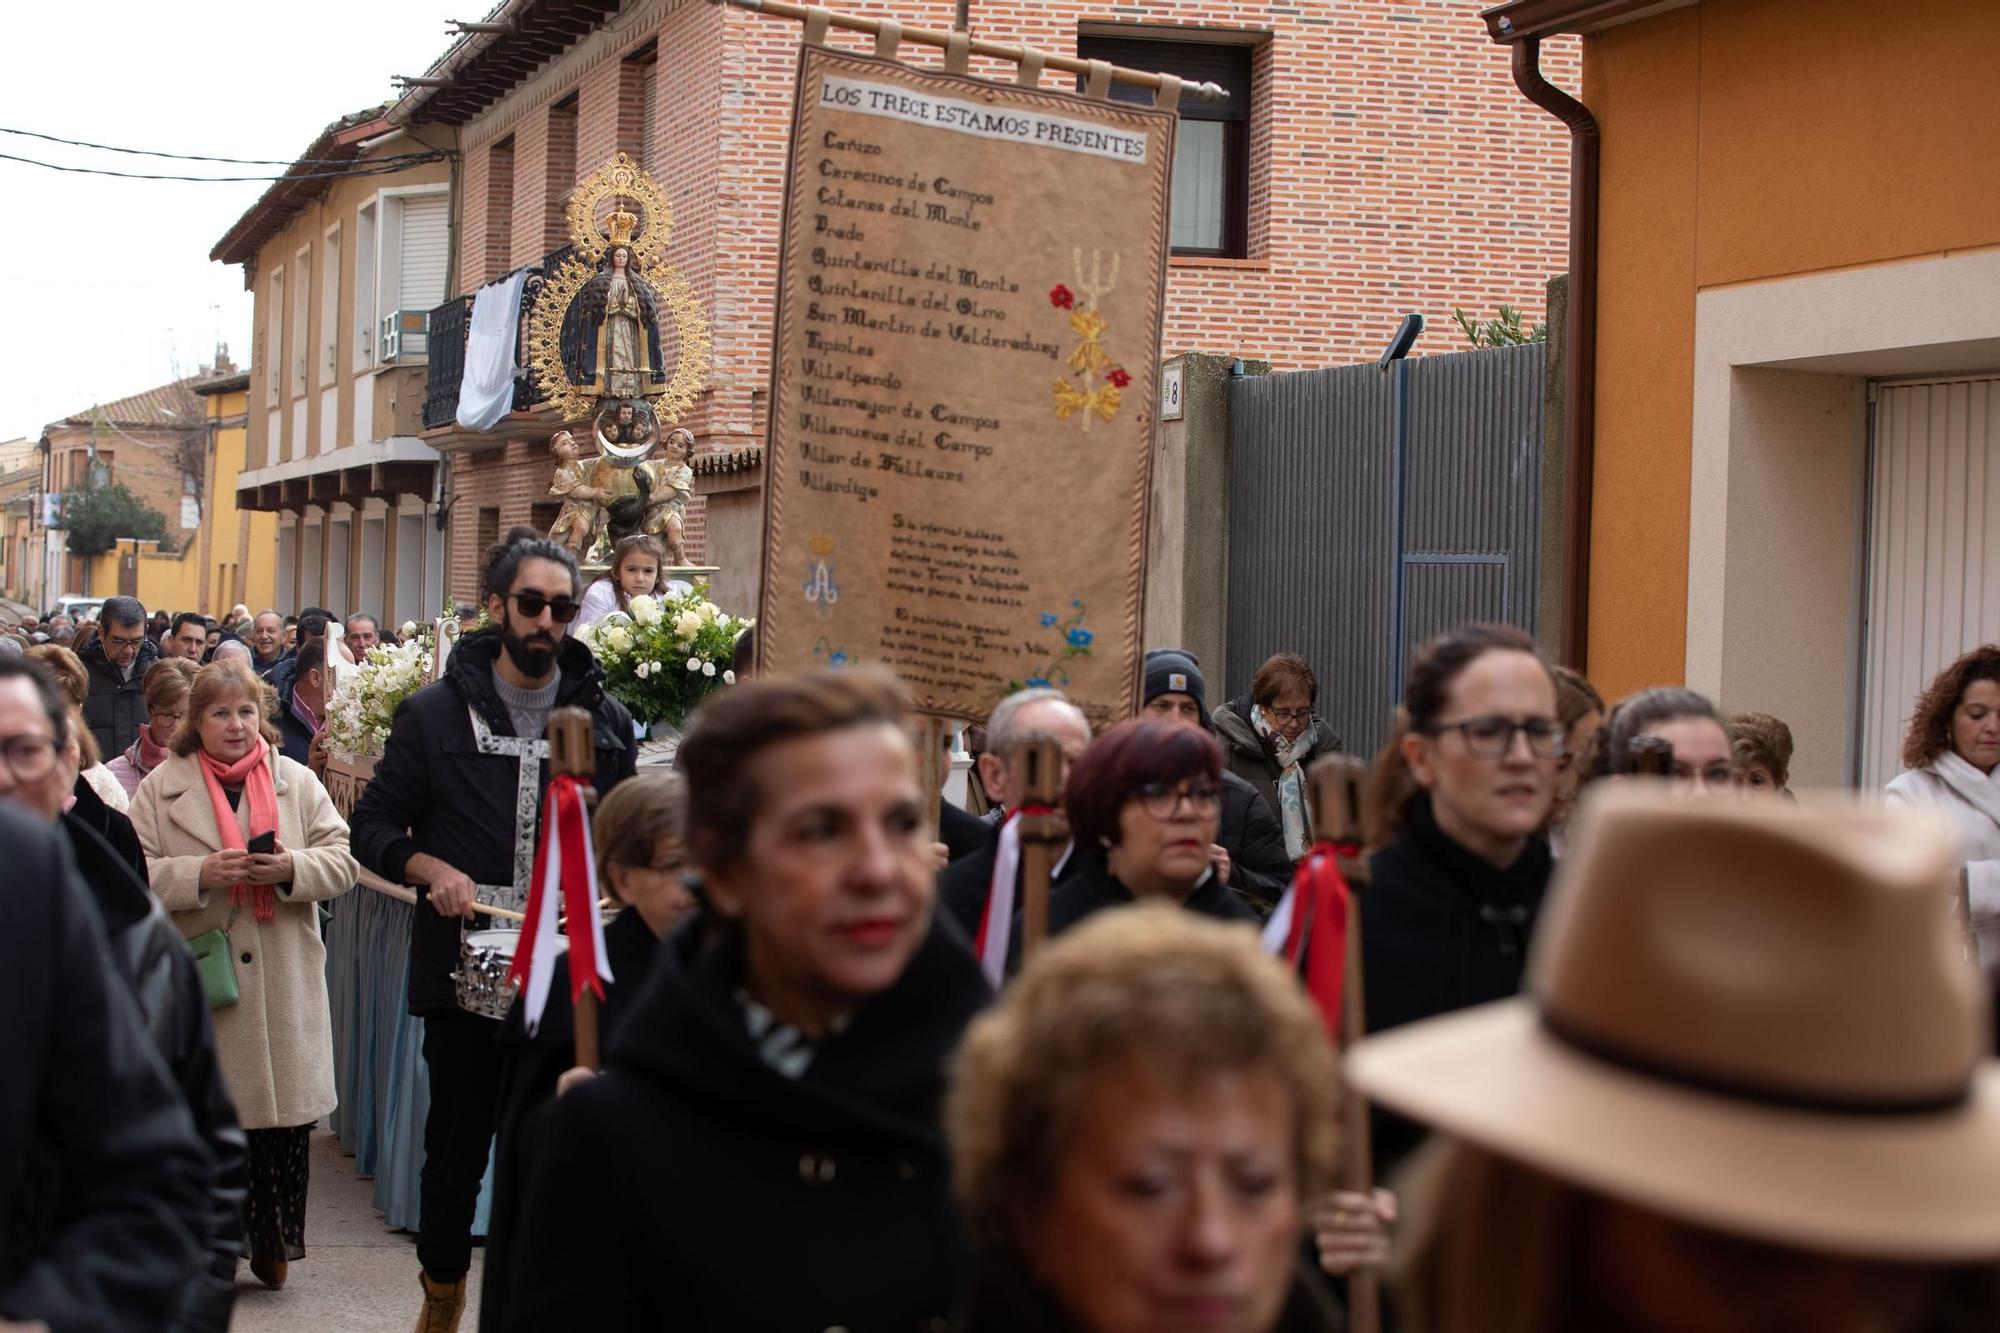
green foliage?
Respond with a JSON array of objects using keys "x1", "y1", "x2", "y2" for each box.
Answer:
[
  {"x1": 1451, "y1": 305, "x2": 1547, "y2": 349},
  {"x1": 59, "y1": 481, "x2": 173, "y2": 557}
]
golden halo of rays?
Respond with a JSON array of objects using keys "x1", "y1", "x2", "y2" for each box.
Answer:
[{"x1": 566, "y1": 151, "x2": 673, "y2": 270}]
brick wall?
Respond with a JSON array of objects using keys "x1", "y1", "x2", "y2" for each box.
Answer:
[{"x1": 441, "y1": 0, "x2": 1576, "y2": 578}]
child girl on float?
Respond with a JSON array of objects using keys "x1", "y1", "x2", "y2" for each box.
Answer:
[{"x1": 577, "y1": 533, "x2": 671, "y2": 629}]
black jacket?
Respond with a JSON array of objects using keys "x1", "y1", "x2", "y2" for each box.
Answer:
[
  {"x1": 1213, "y1": 693, "x2": 1344, "y2": 832},
  {"x1": 939, "y1": 798, "x2": 989, "y2": 863},
  {"x1": 960, "y1": 1246, "x2": 1342, "y2": 1333},
  {"x1": 481, "y1": 907, "x2": 662, "y2": 1332},
  {"x1": 81, "y1": 635, "x2": 159, "y2": 760},
  {"x1": 1363, "y1": 791, "x2": 1553, "y2": 1175},
  {"x1": 938, "y1": 823, "x2": 1003, "y2": 941},
  {"x1": 508, "y1": 912, "x2": 992, "y2": 1331},
  {"x1": 62, "y1": 808, "x2": 247, "y2": 1333},
  {"x1": 0, "y1": 803, "x2": 210, "y2": 1332},
  {"x1": 1219, "y1": 768, "x2": 1292, "y2": 913},
  {"x1": 272, "y1": 669, "x2": 317, "y2": 766},
  {"x1": 253, "y1": 647, "x2": 293, "y2": 683},
  {"x1": 1046, "y1": 847, "x2": 1265, "y2": 937},
  {"x1": 348, "y1": 630, "x2": 636, "y2": 1015}
]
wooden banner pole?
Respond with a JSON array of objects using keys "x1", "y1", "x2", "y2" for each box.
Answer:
[
  {"x1": 1014, "y1": 735, "x2": 1066, "y2": 963},
  {"x1": 547, "y1": 707, "x2": 604, "y2": 1070},
  {"x1": 1308, "y1": 754, "x2": 1380, "y2": 1333},
  {"x1": 706, "y1": 0, "x2": 1229, "y2": 101},
  {"x1": 920, "y1": 717, "x2": 948, "y2": 844}
]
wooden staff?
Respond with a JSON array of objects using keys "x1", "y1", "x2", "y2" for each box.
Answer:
[
  {"x1": 919, "y1": 716, "x2": 949, "y2": 843},
  {"x1": 1014, "y1": 734, "x2": 1067, "y2": 963},
  {"x1": 1309, "y1": 753, "x2": 1381, "y2": 1333},
  {"x1": 547, "y1": 707, "x2": 603, "y2": 1070}
]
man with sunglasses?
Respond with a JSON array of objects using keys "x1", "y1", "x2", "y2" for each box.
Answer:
[
  {"x1": 349, "y1": 526, "x2": 635, "y2": 1331},
  {"x1": 80, "y1": 595, "x2": 160, "y2": 760}
]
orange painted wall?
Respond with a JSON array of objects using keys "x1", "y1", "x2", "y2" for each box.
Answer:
[{"x1": 1580, "y1": 0, "x2": 2000, "y2": 702}]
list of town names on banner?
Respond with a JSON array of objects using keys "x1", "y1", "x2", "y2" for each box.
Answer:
[{"x1": 761, "y1": 48, "x2": 1175, "y2": 725}]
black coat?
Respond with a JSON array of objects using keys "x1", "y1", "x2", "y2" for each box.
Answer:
[
  {"x1": 509, "y1": 913, "x2": 992, "y2": 1331},
  {"x1": 960, "y1": 1246, "x2": 1342, "y2": 1333},
  {"x1": 1220, "y1": 767, "x2": 1292, "y2": 913},
  {"x1": 253, "y1": 647, "x2": 293, "y2": 683},
  {"x1": 1046, "y1": 847, "x2": 1265, "y2": 937},
  {"x1": 481, "y1": 907, "x2": 662, "y2": 1332},
  {"x1": 0, "y1": 802, "x2": 210, "y2": 1331},
  {"x1": 348, "y1": 630, "x2": 636, "y2": 1015},
  {"x1": 62, "y1": 808, "x2": 246, "y2": 1333},
  {"x1": 271, "y1": 669, "x2": 317, "y2": 766},
  {"x1": 939, "y1": 798, "x2": 989, "y2": 863},
  {"x1": 938, "y1": 822, "x2": 1003, "y2": 941},
  {"x1": 1213, "y1": 693, "x2": 1344, "y2": 832},
  {"x1": 81, "y1": 634, "x2": 159, "y2": 760},
  {"x1": 1362, "y1": 791, "x2": 1553, "y2": 1175}
]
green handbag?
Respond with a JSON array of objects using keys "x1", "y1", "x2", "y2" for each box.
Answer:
[{"x1": 187, "y1": 902, "x2": 241, "y2": 1010}]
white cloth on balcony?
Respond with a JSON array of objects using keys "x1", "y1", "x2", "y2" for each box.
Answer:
[{"x1": 455, "y1": 268, "x2": 530, "y2": 432}]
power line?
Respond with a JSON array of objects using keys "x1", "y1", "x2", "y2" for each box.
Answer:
[
  {"x1": 0, "y1": 124, "x2": 442, "y2": 169},
  {"x1": 0, "y1": 149, "x2": 450, "y2": 183}
]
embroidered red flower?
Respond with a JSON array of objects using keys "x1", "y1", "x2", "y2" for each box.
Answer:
[
  {"x1": 1049, "y1": 284, "x2": 1075, "y2": 309},
  {"x1": 1106, "y1": 367, "x2": 1131, "y2": 388}
]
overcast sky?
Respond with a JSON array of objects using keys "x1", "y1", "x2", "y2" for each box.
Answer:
[{"x1": 0, "y1": 0, "x2": 470, "y2": 441}]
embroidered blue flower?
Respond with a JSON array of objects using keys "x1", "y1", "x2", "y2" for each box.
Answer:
[
  {"x1": 829, "y1": 651, "x2": 849, "y2": 667},
  {"x1": 1066, "y1": 628, "x2": 1093, "y2": 649},
  {"x1": 1025, "y1": 676, "x2": 1051, "y2": 688},
  {"x1": 1040, "y1": 612, "x2": 1059, "y2": 628}
]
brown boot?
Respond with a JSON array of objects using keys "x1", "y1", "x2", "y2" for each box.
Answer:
[
  {"x1": 416, "y1": 1272, "x2": 466, "y2": 1333},
  {"x1": 250, "y1": 1252, "x2": 288, "y2": 1289}
]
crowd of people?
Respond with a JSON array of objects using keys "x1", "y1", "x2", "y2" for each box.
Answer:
[{"x1": 4, "y1": 530, "x2": 2000, "y2": 1332}]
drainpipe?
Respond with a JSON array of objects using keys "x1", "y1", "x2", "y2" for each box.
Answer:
[{"x1": 1510, "y1": 36, "x2": 1598, "y2": 674}]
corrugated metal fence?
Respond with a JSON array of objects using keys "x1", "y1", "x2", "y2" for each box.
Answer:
[{"x1": 1224, "y1": 341, "x2": 1545, "y2": 758}]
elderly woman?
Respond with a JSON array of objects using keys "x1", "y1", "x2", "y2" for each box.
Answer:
[
  {"x1": 128, "y1": 658, "x2": 358, "y2": 1292},
  {"x1": 1213, "y1": 653, "x2": 1344, "y2": 860},
  {"x1": 1047, "y1": 718, "x2": 1265, "y2": 939},
  {"x1": 484, "y1": 771, "x2": 697, "y2": 1329},
  {"x1": 510, "y1": 669, "x2": 991, "y2": 1329},
  {"x1": 949, "y1": 905, "x2": 1343, "y2": 1331},
  {"x1": 1888, "y1": 645, "x2": 2000, "y2": 1014},
  {"x1": 1352, "y1": 792, "x2": 2000, "y2": 1333},
  {"x1": 106, "y1": 657, "x2": 197, "y2": 798}
]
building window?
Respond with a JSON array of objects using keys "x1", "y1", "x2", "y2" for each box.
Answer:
[
  {"x1": 1076, "y1": 33, "x2": 1255, "y2": 258},
  {"x1": 546, "y1": 94, "x2": 580, "y2": 252},
  {"x1": 623, "y1": 41, "x2": 659, "y2": 170},
  {"x1": 486, "y1": 136, "x2": 517, "y2": 282},
  {"x1": 475, "y1": 506, "x2": 500, "y2": 560},
  {"x1": 265, "y1": 266, "x2": 285, "y2": 407}
]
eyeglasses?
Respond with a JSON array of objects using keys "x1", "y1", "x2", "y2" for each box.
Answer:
[
  {"x1": 1430, "y1": 715, "x2": 1566, "y2": 759},
  {"x1": 106, "y1": 633, "x2": 145, "y2": 651},
  {"x1": 0, "y1": 734, "x2": 59, "y2": 781},
  {"x1": 1265, "y1": 707, "x2": 1312, "y2": 725},
  {"x1": 1132, "y1": 782, "x2": 1223, "y2": 820},
  {"x1": 507, "y1": 591, "x2": 582, "y2": 624}
]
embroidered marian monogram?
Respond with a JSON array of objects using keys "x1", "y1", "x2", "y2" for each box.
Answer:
[{"x1": 468, "y1": 707, "x2": 551, "y2": 911}]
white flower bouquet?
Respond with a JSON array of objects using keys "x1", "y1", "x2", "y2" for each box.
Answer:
[
  {"x1": 576, "y1": 583, "x2": 746, "y2": 728},
  {"x1": 324, "y1": 628, "x2": 439, "y2": 759}
]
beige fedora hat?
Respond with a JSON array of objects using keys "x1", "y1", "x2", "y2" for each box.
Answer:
[{"x1": 1348, "y1": 786, "x2": 2000, "y2": 1260}]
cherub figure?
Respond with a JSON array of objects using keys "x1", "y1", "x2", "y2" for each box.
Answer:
[
  {"x1": 643, "y1": 428, "x2": 695, "y2": 567},
  {"x1": 548, "y1": 430, "x2": 614, "y2": 559}
]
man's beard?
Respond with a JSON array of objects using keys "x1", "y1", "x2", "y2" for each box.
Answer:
[{"x1": 501, "y1": 620, "x2": 560, "y2": 678}]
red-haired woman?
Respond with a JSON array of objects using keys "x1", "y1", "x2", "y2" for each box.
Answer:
[
  {"x1": 1887, "y1": 645, "x2": 2000, "y2": 1009},
  {"x1": 1045, "y1": 718, "x2": 1264, "y2": 938}
]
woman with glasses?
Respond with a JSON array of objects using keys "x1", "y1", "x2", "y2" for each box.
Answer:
[
  {"x1": 1045, "y1": 718, "x2": 1265, "y2": 939},
  {"x1": 128, "y1": 658, "x2": 359, "y2": 1293},
  {"x1": 483, "y1": 771, "x2": 696, "y2": 1327},
  {"x1": 1214, "y1": 653, "x2": 1345, "y2": 861},
  {"x1": 1591, "y1": 687, "x2": 1737, "y2": 795},
  {"x1": 106, "y1": 657, "x2": 197, "y2": 799}
]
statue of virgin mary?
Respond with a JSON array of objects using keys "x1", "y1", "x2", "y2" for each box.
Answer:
[{"x1": 559, "y1": 225, "x2": 667, "y2": 398}]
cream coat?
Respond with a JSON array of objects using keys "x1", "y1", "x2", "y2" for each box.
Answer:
[{"x1": 130, "y1": 749, "x2": 359, "y2": 1129}]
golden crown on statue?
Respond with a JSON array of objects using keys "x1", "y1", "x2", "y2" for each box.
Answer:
[{"x1": 605, "y1": 205, "x2": 640, "y2": 247}]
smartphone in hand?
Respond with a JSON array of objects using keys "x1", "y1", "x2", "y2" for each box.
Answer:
[{"x1": 247, "y1": 831, "x2": 277, "y2": 855}]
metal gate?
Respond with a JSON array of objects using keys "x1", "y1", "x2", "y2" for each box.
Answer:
[{"x1": 1225, "y1": 341, "x2": 1545, "y2": 758}]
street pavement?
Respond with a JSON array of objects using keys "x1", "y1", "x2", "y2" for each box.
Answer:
[{"x1": 229, "y1": 1130, "x2": 485, "y2": 1331}]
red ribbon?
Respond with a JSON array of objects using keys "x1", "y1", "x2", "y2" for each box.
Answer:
[
  {"x1": 1284, "y1": 839, "x2": 1355, "y2": 1037},
  {"x1": 510, "y1": 774, "x2": 604, "y2": 1006},
  {"x1": 972, "y1": 803, "x2": 1058, "y2": 963}
]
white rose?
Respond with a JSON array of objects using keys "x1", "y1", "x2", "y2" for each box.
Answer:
[
  {"x1": 686, "y1": 657, "x2": 702, "y2": 673},
  {"x1": 605, "y1": 627, "x2": 633, "y2": 655},
  {"x1": 702, "y1": 661, "x2": 717, "y2": 678},
  {"x1": 401, "y1": 620, "x2": 418, "y2": 637},
  {"x1": 674, "y1": 611, "x2": 701, "y2": 638},
  {"x1": 629, "y1": 595, "x2": 661, "y2": 626},
  {"x1": 697, "y1": 602, "x2": 719, "y2": 624},
  {"x1": 723, "y1": 670, "x2": 736, "y2": 685}
]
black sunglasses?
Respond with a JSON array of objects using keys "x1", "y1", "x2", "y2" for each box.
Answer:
[{"x1": 507, "y1": 591, "x2": 582, "y2": 624}]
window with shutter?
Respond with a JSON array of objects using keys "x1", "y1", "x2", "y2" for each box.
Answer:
[
  {"x1": 640, "y1": 65, "x2": 659, "y2": 170},
  {"x1": 1076, "y1": 33, "x2": 1257, "y2": 258},
  {"x1": 292, "y1": 244, "x2": 312, "y2": 399},
  {"x1": 265, "y1": 267, "x2": 285, "y2": 407}
]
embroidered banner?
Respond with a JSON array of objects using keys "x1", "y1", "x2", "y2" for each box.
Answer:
[{"x1": 758, "y1": 46, "x2": 1175, "y2": 726}]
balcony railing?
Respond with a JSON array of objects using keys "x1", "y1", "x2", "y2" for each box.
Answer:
[{"x1": 421, "y1": 246, "x2": 573, "y2": 431}]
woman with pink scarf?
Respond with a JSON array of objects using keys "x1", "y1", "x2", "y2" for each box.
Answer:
[
  {"x1": 128, "y1": 658, "x2": 358, "y2": 1292},
  {"x1": 105, "y1": 657, "x2": 196, "y2": 798}
]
